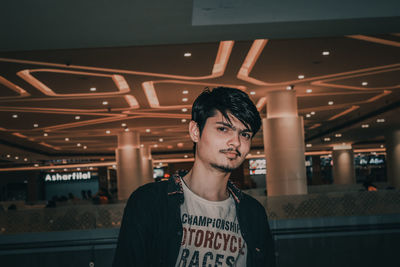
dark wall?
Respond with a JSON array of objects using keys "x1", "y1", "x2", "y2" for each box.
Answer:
[
  {"x1": 0, "y1": 171, "x2": 42, "y2": 202},
  {"x1": 0, "y1": 229, "x2": 118, "y2": 267},
  {"x1": 271, "y1": 215, "x2": 400, "y2": 267},
  {"x1": 1, "y1": 214, "x2": 399, "y2": 267}
]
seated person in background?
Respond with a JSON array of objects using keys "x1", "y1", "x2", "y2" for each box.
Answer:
[
  {"x1": 81, "y1": 190, "x2": 88, "y2": 200},
  {"x1": 93, "y1": 188, "x2": 110, "y2": 205},
  {"x1": 363, "y1": 178, "x2": 378, "y2": 191},
  {"x1": 87, "y1": 190, "x2": 92, "y2": 199}
]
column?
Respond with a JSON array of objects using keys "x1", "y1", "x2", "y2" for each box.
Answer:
[
  {"x1": 115, "y1": 131, "x2": 143, "y2": 200},
  {"x1": 263, "y1": 90, "x2": 307, "y2": 196},
  {"x1": 332, "y1": 144, "x2": 355, "y2": 185},
  {"x1": 386, "y1": 130, "x2": 400, "y2": 189},
  {"x1": 140, "y1": 145, "x2": 154, "y2": 184}
]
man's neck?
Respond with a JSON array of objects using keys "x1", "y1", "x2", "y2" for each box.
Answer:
[{"x1": 182, "y1": 161, "x2": 231, "y2": 201}]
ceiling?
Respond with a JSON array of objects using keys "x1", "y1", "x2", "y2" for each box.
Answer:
[
  {"x1": 0, "y1": 1, "x2": 399, "y2": 170},
  {"x1": 0, "y1": 34, "x2": 399, "y2": 169}
]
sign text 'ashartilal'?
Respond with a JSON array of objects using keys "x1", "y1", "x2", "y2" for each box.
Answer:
[{"x1": 45, "y1": 171, "x2": 92, "y2": 182}]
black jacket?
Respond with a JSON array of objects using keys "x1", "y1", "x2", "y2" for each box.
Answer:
[{"x1": 113, "y1": 176, "x2": 276, "y2": 266}]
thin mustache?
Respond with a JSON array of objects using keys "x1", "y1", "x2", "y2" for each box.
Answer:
[{"x1": 219, "y1": 148, "x2": 241, "y2": 157}]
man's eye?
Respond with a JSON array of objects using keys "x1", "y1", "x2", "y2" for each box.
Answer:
[
  {"x1": 241, "y1": 133, "x2": 251, "y2": 139},
  {"x1": 217, "y1": 127, "x2": 228, "y2": 132}
]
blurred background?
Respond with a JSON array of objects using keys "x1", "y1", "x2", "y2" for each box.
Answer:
[{"x1": 1, "y1": 1, "x2": 400, "y2": 266}]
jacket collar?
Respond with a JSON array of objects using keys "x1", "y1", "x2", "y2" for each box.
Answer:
[{"x1": 167, "y1": 174, "x2": 242, "y2": 204}]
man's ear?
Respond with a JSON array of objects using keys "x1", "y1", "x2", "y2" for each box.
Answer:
[{"x1": 189, "y1": 121, "x2": 200, "y2": 142}]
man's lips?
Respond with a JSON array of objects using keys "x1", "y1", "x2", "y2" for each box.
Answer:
[{"x1": 219, "y1": 148, "x2": 241, "y2": 157}]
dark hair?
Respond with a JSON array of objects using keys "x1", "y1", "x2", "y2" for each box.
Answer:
[{"x1": 191, "y1": 87, "x2": 261, "y2": 151}]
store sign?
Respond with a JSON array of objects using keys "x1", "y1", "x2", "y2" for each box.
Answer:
[
  {"x1": 44, "y1": 171, "x2": 92, "y2": 182},
  {"x1": 249, "y1": 158, "x2": 266, "y2": 175}
]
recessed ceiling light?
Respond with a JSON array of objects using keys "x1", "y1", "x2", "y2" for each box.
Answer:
[
  {"x1": 184, "y1": 52, "x2": 191, "y2": 57},
  {"x1": 361, "y1": 124, "x2": 369, "y2": 128},
  {"x1": 182, "y1": 98, "x2": 188, "y2": 102},
  {"x1": 34, "y1": 164, "x2": 39, "y2": 167},
  {"x1": 106, "y1": 130, "x2": 111, "y2": 134},
  {"x1": 12, "y1": 114, "x2": 18, "y2": 118},
  {"x1": 335, "y1": 133, "x2": 342, "y2": 137},
  {"x1": 182, "y1": 108, "x2": 188, "y2": 112},
  {"x1": 153, "y1": 144, "x2": 158, "y2": 148},
  {"x1": 102, "y1": 101, "x2": 108, "y2": 105},
  {"x1": 112, "y1": 165, "x2": 117, "y2": 169},
  {"x1": 64, "y1": 168, "x2": 67, "y2": 171},
  {"x1": 6, "y1": 154, "x2": 11, "y2": 158},
  {"x1": 286, "y1": 85, "x2": 293, "y2": 90},
  {"x1": 77, "y1": 143, "x2": 81, "y2": 147},
  {"x1": 89, "y1": 167, "x2": 93, "y2": 170},
  {"x1": 167, "y1": 145, "x2": 173, "y2": 149},
  {"x1": 83, "y1": 146, "x2": 87, "y2": 149},
  {"x1": 306, "y1": 144, "x2": 312, "y2": 148},
  {"x1": 77, "y1": 168, "x2": 81, "y2": 171},
  {"x1": 90, "y1": 87, "x2": 97, "y2": 92},
  {"x1": 298, "y1": 75, "x2": 305, "y2": 79},
  {"x1": 140, "y1": 144, "x2": 144, "y2": 148},
  {"x1": 250, "y1": 91, "x2": 256, "y2": 95},
  {"x1": 306, "y1": 89, "x2": 312, "y2": 93},
  {"x1": 124, "y1": 128, "x2": 129, "y2": 132},
  {"x1": 24, "y1": 158, "x2": 28, "y2": 162},
  {"x1": 33, "y1": 123, "x2": 39, "y2": 128},
  {"x1": 15, "y1": 156, "x2": 19, "y2": 160},
  {"x1": 322, "y1": 51, "x2": 330, "y2": 56},
  {"x1": 121, "y1": 123, "x2": 127, "y2": 127},
  {"x1": 306, "y1": 114, "x2": 311, "y2": 118},
  {"x1": 362, "y1": 82, "x2": 368, "y2": 86},
  {"x1": 328, "y1": 101, "x2": 334, "y2": 105},
  {"x1": 43, "y1": 133, "x2": 48, "y2": 137},
  {"x1": 184, "y1": 155, "x2": 188, "y2": 158},
  {"x1": 182, "y1": 90, "x2": 189, "y2": 94},
  {"x1": 75, "y1": 116, "x2": 80, "y2": 120},
  {"x1": 65, "y1": 137, "x2": 70, "y2": 141},
  {"x1": 376, "y1": 118, "x2": 385, "y2": 123},
  {"x1": 324, "y1": 137, "x2": 331, "y2": 142},
  {"x1": 257, "y1": 151, "x2": 260, "y2": 155},
  {"x1": 181, "y1": 119, "x2": 187, "y2": 123},
  {"x1": 51, "y1": 169, "x2": 54, "y2": 172},
  {"x1": 380, "y1": 145, "x2": 384, "y2": 148},
  {"x1": 177, "y1": 143, "x2": 184, "y2": 148},
  {"x1": 310, "y1": 111, "x2": 316, "y2": 115},
  {"x1": 145, "y1": 129, "x2": 151, "y2": 133},
  {"x1": 159, "y1": 138, "x2": 164, "y2": 142}
]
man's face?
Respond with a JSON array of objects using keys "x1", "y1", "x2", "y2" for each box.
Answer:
[{"x1": 191, "y1": 110, "x2": 253, "y2": 173}]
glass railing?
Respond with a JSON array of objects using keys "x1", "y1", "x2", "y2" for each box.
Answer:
[{"x1": 1, "y1": 189, "x2": 399, "y2": 235}]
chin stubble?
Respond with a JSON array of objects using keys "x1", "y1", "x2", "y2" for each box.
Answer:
[{"x1": 210, "y1": 163, "x2": 236, "y2": 173}]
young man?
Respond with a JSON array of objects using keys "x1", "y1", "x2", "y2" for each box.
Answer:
[{"x1": 113, "y1": 87, "x2": 276, "y2": 267}]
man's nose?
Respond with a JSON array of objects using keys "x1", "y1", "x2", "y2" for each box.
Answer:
[{"x1": 228, "y1": 132, "x2": 241, "y2": 147}]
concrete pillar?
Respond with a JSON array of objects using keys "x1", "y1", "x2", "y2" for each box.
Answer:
[
  {"x1": 115, "y1": 131, "x2": 143, "y2": 200},
  {"x1": 140, "y1": 145, "x2": 154, "y2": 184},
  {"x1": 263, "y1": 90, "x2": 307, "y2": 196},
  {"x1": 386, "y1": 130, "x2": 400, "y2": 189},
  {"x1": 332, "y1": 144, "x2": 355, "y2": 185}
]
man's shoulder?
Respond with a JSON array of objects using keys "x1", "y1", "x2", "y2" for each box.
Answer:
[
  {"x1": 240, "y1": 191, "x2": 266, "y2": 213},
  {"x1": 128, "y1": 179, "x2": 169, "y2": 201}
]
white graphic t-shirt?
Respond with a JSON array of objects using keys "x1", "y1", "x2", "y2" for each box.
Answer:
[{"x1": 175, "y1": 180, "x2": 247, "y2": 267}]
